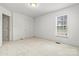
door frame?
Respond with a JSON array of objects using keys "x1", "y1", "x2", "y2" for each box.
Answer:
[{"x1": 2, "y1": 14, "x2": 10, "y2": 44}]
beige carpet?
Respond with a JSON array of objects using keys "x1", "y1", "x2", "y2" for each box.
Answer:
[{"x1": 0, "y1": 38, "x2": 78, "y2": 56}]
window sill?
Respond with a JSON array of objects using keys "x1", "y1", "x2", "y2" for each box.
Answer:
[{"x1": 56, "y1": 35, "x2": 68, "y2": 38}]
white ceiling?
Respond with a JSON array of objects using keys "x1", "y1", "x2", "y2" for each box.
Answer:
[{"x1": 0, "y1": 3, "x2": 77, "y2": 18}]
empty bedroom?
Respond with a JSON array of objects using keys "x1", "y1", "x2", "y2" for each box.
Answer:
[{"x1": 0, "y1": 3, "x2": 79, "y2": 56}]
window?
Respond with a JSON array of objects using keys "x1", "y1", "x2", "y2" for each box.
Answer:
[{"x1": 56, "y1": 15, "x2": 67, "y2": 37}]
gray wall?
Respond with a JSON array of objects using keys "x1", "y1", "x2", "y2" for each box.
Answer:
[
  {"x1": 34, "y1": 4, "x2": 79, "y2": 46},
  {"x1": 13, "y1": 12, "x2": 34, "y2": 40}
]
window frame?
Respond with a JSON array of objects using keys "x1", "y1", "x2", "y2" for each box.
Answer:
[{"x1": 56, "y1": 15, "x2": 68, "y2": 38}]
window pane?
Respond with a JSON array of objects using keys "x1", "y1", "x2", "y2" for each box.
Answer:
[{"x1": 56, "y1": 15, "x2": 67, "y2": 37}]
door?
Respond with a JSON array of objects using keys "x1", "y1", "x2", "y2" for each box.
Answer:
[{"x1": 2, "y1": 14, "x2": 10, "y2": 44}]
